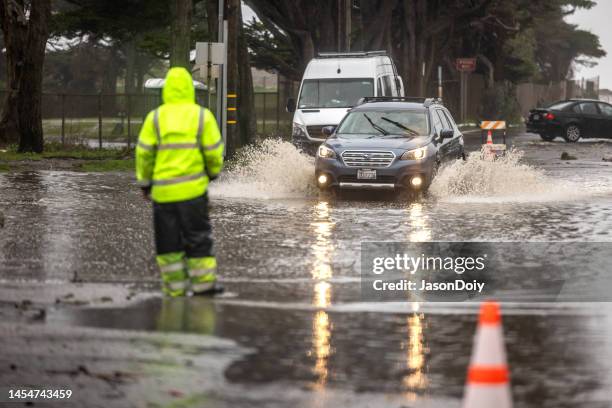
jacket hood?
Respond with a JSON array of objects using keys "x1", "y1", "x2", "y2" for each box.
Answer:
[{"x1": 162, "y1": 67, "x2": 195, "y2": 104}]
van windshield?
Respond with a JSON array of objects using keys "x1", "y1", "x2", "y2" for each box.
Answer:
[{"x1": 298, "y1": 78, "x2": 374, "y2": 109}]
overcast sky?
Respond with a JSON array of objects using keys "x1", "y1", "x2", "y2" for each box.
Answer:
[
  {"x1": 241, "y1": 2, "x2": 611, "y2": 90},
  {"x1": 566, "y1": 1, "x2": 612, "y2": 90}
]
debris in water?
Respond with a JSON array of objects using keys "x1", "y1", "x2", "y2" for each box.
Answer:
[{"x1": 561, "y1": 152, "x2": 577, "y2": 160}]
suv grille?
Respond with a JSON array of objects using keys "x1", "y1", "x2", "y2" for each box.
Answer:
[
  {"x1": 338, "y1": 175, "x2": 396, "y2": 184},
  {"x1": 341, "y1": 150, "x2": 395, "y2": 168},
  {"x1": 306, "y1": 125, "x2": 332, "y2": 140}
]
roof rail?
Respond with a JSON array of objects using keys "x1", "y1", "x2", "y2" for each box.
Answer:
[
  {"x1": 317, "y1": 50, "x2": 388, "y2": 59},
  {"x1": 357, "y1": 96, "x2": 443, "y2": 106},
  {"x1": 424, "y1": 98, "x2": 443, "y2": 107}
]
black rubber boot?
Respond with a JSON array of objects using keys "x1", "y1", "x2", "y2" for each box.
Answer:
[{"x1": 192, "y1": 282, "x2": 225, "y2": 297}]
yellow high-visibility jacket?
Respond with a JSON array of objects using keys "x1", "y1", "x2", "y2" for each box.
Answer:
[{"x1": 136, "y1": 67, "x2": 224, "y2": 203}]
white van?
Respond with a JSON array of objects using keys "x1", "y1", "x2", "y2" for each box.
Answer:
[{"x1": 287, "y1": 51, "x2": 404, "y2": 154}]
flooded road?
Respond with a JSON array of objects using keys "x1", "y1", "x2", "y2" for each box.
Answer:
[{"x1": 2, "y1": 132, "x2": 612, "y2": 407}]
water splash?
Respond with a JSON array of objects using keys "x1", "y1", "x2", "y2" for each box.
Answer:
[
  {"x1": 210, "y1": 139, "x2": 317, "y2": 199},
  {"x1": 429, "y1": 149, "x2": 579, "y2": 203}
]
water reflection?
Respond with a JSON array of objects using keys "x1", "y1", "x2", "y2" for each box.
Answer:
[
  {"x1": 407, "y1": 202, "x2": 432, "y2": 242},
  {"x1": 310, "y1": 201, "x2": 335, "y2": 390},
  {"x1": 402, "y1": 312, "x2": 428, "y2": 400},
  {"x1": 311, "y1": 201, "x2": 334, "y2": 281},
  {"x1": 156, "y1": 297, "x2": 216, "y2": 334}
]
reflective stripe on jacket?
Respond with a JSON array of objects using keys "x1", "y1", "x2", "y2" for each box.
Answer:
[{"x1": 136, "y1": 67, "x2": 224, "y2": 203}]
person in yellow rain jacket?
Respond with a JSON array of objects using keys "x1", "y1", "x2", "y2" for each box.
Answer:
[{"x1": 136, "y1": 67, "x2": 224, "y2": 297}]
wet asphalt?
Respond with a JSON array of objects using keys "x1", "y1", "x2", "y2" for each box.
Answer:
[{"x1": 1, "y1": 131, "x2": 612, "y2": 407}]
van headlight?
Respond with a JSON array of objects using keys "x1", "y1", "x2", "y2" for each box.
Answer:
[
  {"x1": 292, "y1": 123, "x2": 308, "y2": 139},
  {"x1": 317, "y1": 145, "x2": 336, "y2": 158},
  {"x1": 400, "y1": 146, "x2": 427, "y2": 161}
]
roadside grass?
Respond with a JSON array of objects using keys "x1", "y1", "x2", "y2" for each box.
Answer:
[
  {"x1": 0, "y1": 143, "x2": 134, "y2": 172},
  {"x1": 0, "y1": 142, "x2": 133, "y2": 161},
  {"x1": 79, "y1": 159, "x2": 134, "y2": 172}
]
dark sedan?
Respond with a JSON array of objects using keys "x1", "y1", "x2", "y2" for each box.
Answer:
[
  {"x1": 526, "y1": 99, "x2": 612, "y2": 142},
  {"x1": 314, "y1": 97, "x2": 464, "y2": 193}
]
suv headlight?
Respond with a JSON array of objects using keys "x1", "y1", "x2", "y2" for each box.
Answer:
[
  {"x1": 292, "y1": 123, "x2": 308, "y2": 138},
  {"x1": 317, "y1": 144, "x2": 336, "y2": 158},
  {"x1": 400, "y1": 146, "x2": 427, "y2": 161}
]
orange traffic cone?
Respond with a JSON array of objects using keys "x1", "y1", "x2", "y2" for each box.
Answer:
[
  {"x1": 462, "y1": 301, "x2": 512, "y2": 408},
  {"x1": 486, "y1": 130, "x2": 493, "y2": 145}
]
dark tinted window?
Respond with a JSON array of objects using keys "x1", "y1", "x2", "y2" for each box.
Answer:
[
  {"x1": 548, "y1": 101, "x2": 575, "y2": 111},
  {"x1": 441, "y1": 110, "x2": 455, "y2": 129},
  {"x1": 435, "y1": 110, "x2": 450, "y2": 129},
  {"x1": 572, "y1": 104, "x2": 582, "y2": 113},
  {"x1": 579, "y1": 102, "x2": 598, "y2": 114},
  {"x1": 598, "y1": 103, "x2": 612, "y2": 116}
]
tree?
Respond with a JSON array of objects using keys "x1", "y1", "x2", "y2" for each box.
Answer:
[
  {"x1": 0, "y1": 0, "x2": 52, "y2": 152},
  {"x1": 170, "y1": 0, "x2": 193, "y2": 68},
  {"x1": 244, "y1": 0, "x2": 340, "y2": 81}
]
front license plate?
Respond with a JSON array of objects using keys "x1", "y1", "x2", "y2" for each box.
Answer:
[{"x1": 357, "y1": 169, "x2": 376, "y2": 180}]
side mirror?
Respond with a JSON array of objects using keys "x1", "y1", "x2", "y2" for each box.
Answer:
[
  {"x1": 322, "y1": 125, "x2": 336, "y2": 136},
  {"x1": 286, "y1": 98, "x2": 296, "y2": 113},
  {"x1": 440, "y1": 129, "x2": 454, "y2": 140}
]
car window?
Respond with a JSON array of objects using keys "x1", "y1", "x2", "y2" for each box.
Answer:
[
  {"x1": 382, "y1": 76, "x2": 394, "y2": 97},
  {"x1": 437, "y1": 110, "x2": 451, "y2": 129},
  {"x1": 431, "y1": 110, "x2": 444, "y2": 134},
  {"x1": 377, "y1": 78, "x2": 384, "y2": 96},
  {"x1": 598, "y1": 103, "x2": 612, "y2": 116},
  {"x1": 572, "y1": 104, "x2": 582, "y2": 113},
  {"x1": 442, "y1": 110, "x2": 457, "y2": 130},
  {"x1": 580, "y1": 102, "x2": 598, "y2": 115},
  {"x1": 548, "y1": 101, "x2": 575, "y2": 111}
]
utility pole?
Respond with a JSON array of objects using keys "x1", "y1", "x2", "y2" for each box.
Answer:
[
  {"x1": 217, "y1": 0, "x2": 226, "y2": 152},
  {"x1": 345, "y1": 0, "x2": 351, "y2": 51},
  {"x1": 337, "y1": 0, "x2": 351, "y2": 51}
]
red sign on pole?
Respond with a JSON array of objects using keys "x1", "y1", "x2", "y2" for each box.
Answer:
[{"x1": 456, "y1": 58, "x2": 477, "y2": 72}]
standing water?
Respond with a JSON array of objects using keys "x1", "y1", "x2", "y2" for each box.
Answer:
[{"x1": 2, "y1": 133, "x2": 612, "y2": 407}]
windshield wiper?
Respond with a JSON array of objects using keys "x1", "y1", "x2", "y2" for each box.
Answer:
[
  {"x1": 363, "y1": 113, "x2": 389, "y2": 135},
  {"x1": 380, "y1": 117, "x2": 419, "y2": 136}
]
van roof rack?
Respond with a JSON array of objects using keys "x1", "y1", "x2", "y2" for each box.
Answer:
[
  {"x1": 357, "y1": 97, "x2": 443, "y2": 106},
  {"x1": 317, "y1": 51, "x2": 388, "y2": 59}
]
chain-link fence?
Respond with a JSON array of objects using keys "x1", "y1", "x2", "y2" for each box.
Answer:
[{"x1": 0, "y1": 90, "x2": 291, "y2": 148}]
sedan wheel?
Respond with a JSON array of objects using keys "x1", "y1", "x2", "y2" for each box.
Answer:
[{"x1": 564, "y1": 124, "x2": 581, "y2": 143}]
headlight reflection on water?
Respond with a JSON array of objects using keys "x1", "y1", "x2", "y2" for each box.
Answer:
[
  {"x1": 310, "y1": 201, "x2": 336, "y2": 389},
  {"x1": 402, "y1": 311, "x2": 428, "y2": 399}
]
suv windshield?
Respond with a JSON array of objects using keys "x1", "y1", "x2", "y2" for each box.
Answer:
[
  {"x1": 336, "y1": 110, "x2": 429, "y2": 138},
  {"x1": 298, "y1": 78, "x2": 374, "y2": 109}
]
